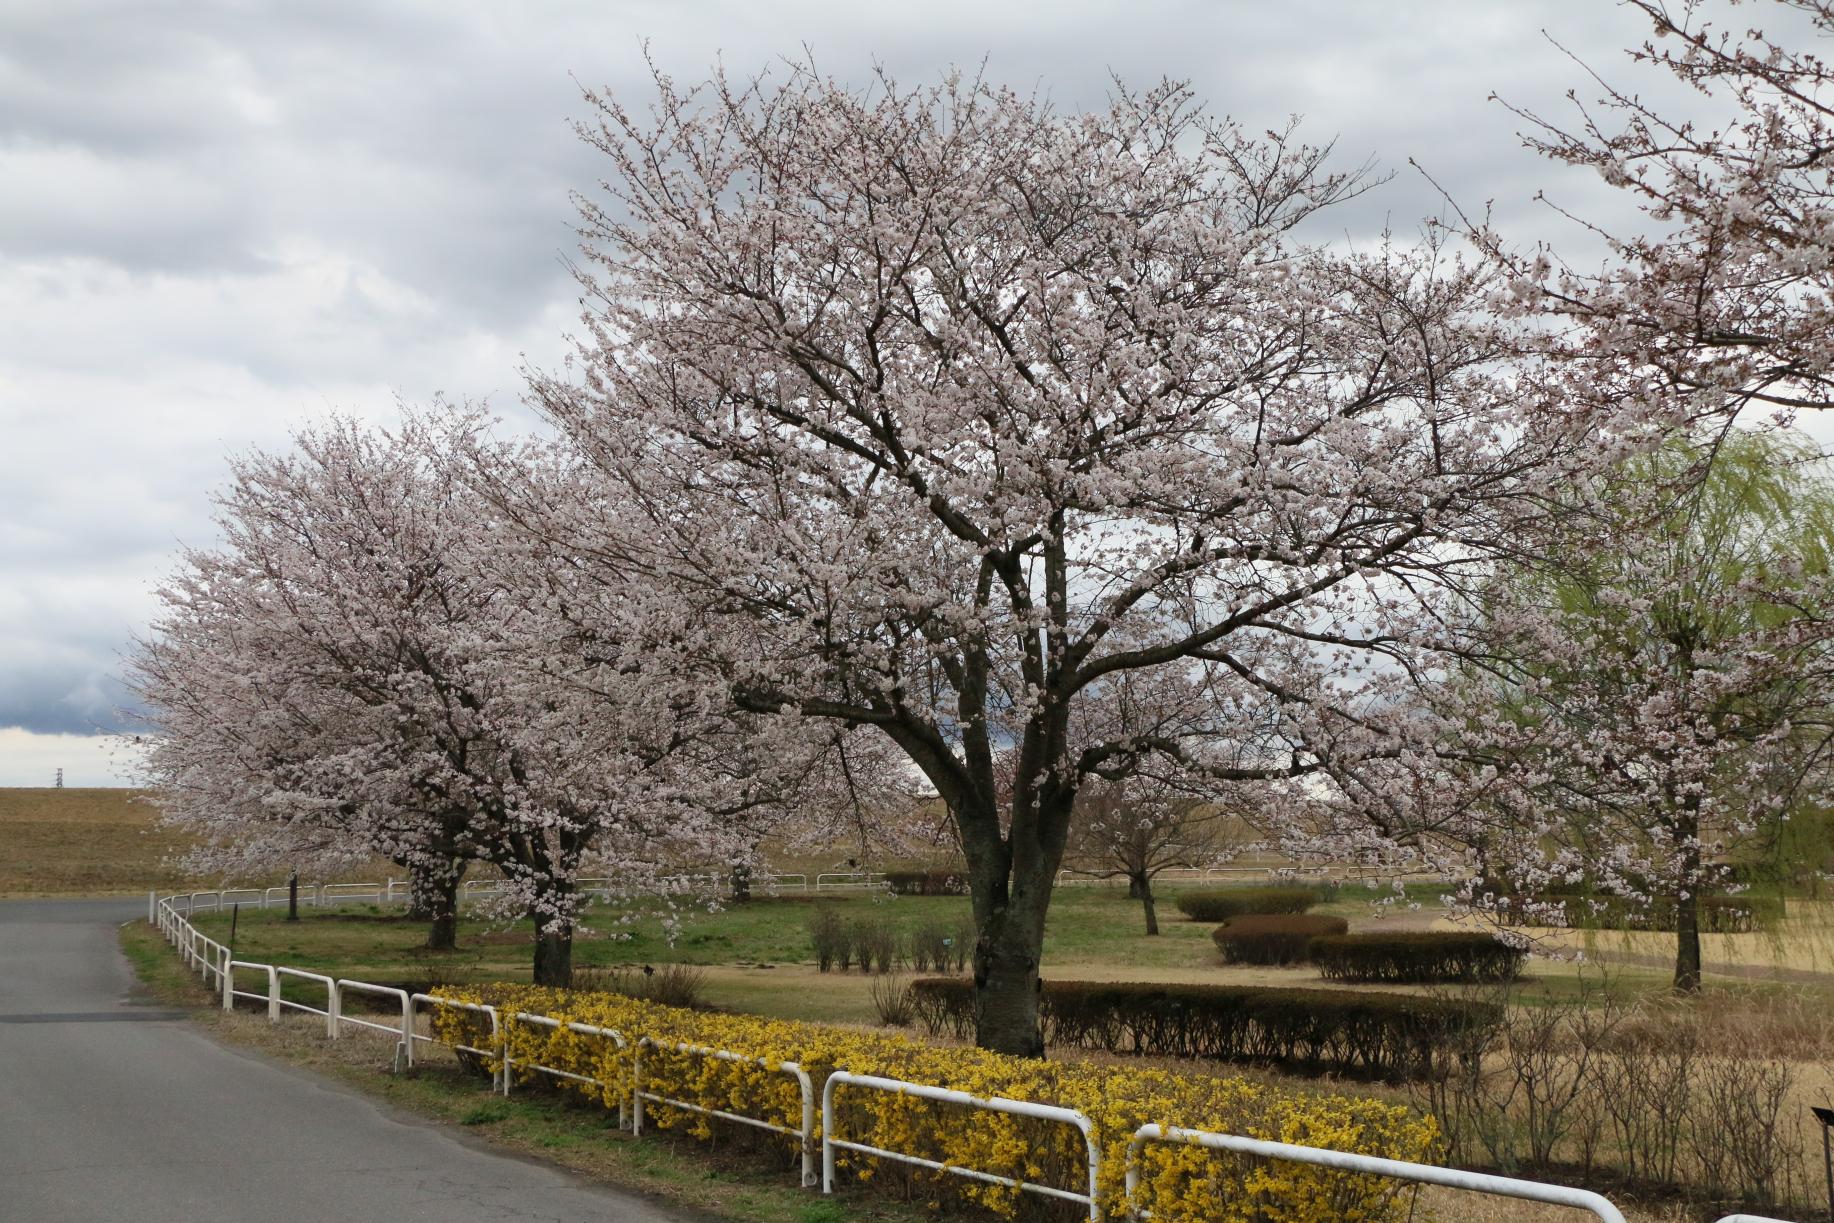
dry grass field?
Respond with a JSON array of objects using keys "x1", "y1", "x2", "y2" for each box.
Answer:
[{"x1": 0, "y1": 787, "x2": 202, "y2": 896}]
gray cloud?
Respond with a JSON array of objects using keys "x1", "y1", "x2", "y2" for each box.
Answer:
[{"x1": 0, "y1": 0, "x2": 1724, "y2": 756}]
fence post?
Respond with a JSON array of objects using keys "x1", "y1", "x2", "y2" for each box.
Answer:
[
  {"x1": 327, "y1": 981, "x2": 341, "y2": 1040},
  {"x1": 147, "y1": 890, "x2": 156, "y2": 924},
  {"x1": 267, "y1": 965, "x2": 281, "y2": 1023},
  {"x1": 632, "y1": 1041, "x2": 645, "y2": 1134},
  {"x1": 783, "y1": 1061, "x2": 816, "y2": 1187},
  {"x1": 222, "y1": 960, "x2": 234, "y2": 1010},
  {"x1": 821, "y1": 1071, "x2": 838, "y2": 1194}
]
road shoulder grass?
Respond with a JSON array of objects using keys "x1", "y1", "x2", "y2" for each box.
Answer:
[{"x1": 118, "y1": 921, "x2": 907, "y2": 1223}]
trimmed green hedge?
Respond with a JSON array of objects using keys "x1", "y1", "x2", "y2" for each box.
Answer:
[
  {"x1": 1212, "y1": 914, "x2": 1348, "y2": 965},
  {"x1": 1310, "y1": 931, "x2": 1526, "y2": 984},
  {"x1": 908, "y1": 978, "x2": 1502, "y2": 1081},
  {"x1": 1175, "y1": 886, "x2": 1320, "y2": 922},
  {"x1": 883, "y1": 869, "x2": 969, "y2": 896}
]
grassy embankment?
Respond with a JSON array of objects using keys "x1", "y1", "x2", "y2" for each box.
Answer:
[
  {"x1": 0, "y1": 786, "x2": 394, "y2": 897},
  {"x1": 0, "y1": 787, "x2": 195, "y2": 896}
]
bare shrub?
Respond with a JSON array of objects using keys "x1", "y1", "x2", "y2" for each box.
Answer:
[
  {"x1": 1598, "y1": 1002, "x2": 1699, "y2": 1187},
  {"x1": 869, "y1": 974, "x2": 918, "y2": 1026},
  {"x1": 906, "y1": 922, "x2": 951, "y2": 973},
  {"x1": 808, "y1": 906, "x2": 846, "y2": 973},
  {"x1": 849, "y1": 919, "x2": 897, "y2": 974},
  {"x1": 951, "y1": 922, "x2": 973, "y2": 972},
  {"x1": 1692, "y1": 1053, "x2": 1805, "y2": 1207},
  {"x1": 1415, "y1": 975, "x2": 1627, "y2": 1174},
  {"x1": 574, "y1": 963, "x2": 710, "y2": 1010}
]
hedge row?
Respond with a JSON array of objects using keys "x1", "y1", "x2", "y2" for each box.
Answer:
[
  {"x1": 432, "y1": 983, "x2": 1436, "y2": 1223},
  {"x1": 1212, "y1": 914, "x2": 1348, "y2": 965},
  {"x1": 883, "y1": 869, "x2": 969, "y2": 896},
  {"x1": 908, "y1": 978, "x2": 1501, "y2": 1081},
  {"x1": 1175, "y1": 885, "x2": 1320, "y2": 922},
  {"x1": 1311, "y1": 932, "x2": 1526, "y2": 984}
]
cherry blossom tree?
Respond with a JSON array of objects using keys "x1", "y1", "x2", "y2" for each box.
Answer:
[
  {"x1": 1067, "y1": 778, "x2": 1243, "y2": 936},
  {"x1": 128, "y1": 427, "x2": 490, "y2": 950},
  {"x1": 516, "y1": 62, "x2": 1640, "y2": 1053},
  {"x1": 1063, "y1": 676, "x2": 1252, "y2": 935},
  {"x1": 1496, "y1": 0, "x2": 1834, "y2": 423},
  {"x1": 131, "y1": 416, "x2": 830, "y2": 982},
  {"x1": 1309, "y1": 429, "x2": 1834, "y2": 990}
]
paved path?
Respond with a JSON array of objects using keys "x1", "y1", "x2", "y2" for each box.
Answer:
[{"x1": 0, "y1": 898, "x2": 690, "y2": 1221}]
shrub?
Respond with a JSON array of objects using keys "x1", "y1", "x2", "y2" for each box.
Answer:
[
  {"x1": 1176, "y1": 885, "x2": 1319, "y2": 922},
  {"x1": 904, "y1": 921, "x2": 953, "y2": 972},
  {"x1": 883, "y1": 868, "x2": 969, "y2": 896},
  {"x1": 808, "y1": 906, "x2": 846, "y2": 973},
  {"x1": 1412, "y1": 975, "x2": 1819, "y2": 1211},
  {"x1": 848, "y1": 919, "x2": 898, "y2": 974},
  {"x1": 1212, "y1": 914, "x2": 1348, "y2": 965},
  {"x1": 1311, "y1": 932, "x2": 1526, "y2": 985},
  {"x1": 869, "y1": 973, "x2": 918, "y2": 1026},
  {"x1": 574, "y1": 963, "x2": 711, "y2": 1010},
  {"x1": 908, "y1": 978, "x2": 1500, "y2": 1081},
  {"x1": 431, "y1": 982, "x2": 1438, "y2": 1223},
  {"x1": 950, "y1": 922, "x2": 973, "y2": 972}
]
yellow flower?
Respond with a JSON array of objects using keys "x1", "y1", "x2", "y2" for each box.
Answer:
[{"x1": 430, "y1": 984, "x2": 1435, "y2": 1222}]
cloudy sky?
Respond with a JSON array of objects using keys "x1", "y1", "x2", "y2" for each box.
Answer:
[{"x1": 0, "y1": 0, "x2": 1793, "y2": 785}]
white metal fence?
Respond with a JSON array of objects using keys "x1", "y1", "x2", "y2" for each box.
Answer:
[{"x1": 149, "y1": 886, "x2": 1794, "y2": 1223}]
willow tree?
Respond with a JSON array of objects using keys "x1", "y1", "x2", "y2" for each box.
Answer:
[
  {"x1": 1331, "y1": 429, "x2": 1834, "y2": 991},
  {"x1": 524, "y1": 64, "x2": 1634, "y2": 1053}
]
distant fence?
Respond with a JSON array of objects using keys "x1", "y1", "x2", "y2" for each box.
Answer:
[
  {"x1": 153, "y1": 871, "x2": 888, "y2": 922},
  {"x1": 164, "y1": 865, "x2": 1449, "y2": 916}
]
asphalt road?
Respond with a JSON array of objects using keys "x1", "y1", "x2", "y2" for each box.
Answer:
[{"x1": 0, "y1": 898, "x2": 691, "y2": 1221}]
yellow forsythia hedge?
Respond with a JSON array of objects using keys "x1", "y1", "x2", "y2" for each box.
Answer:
[{"x1": 430, "y1": 984, "x2": 1437, "y2": 1222}]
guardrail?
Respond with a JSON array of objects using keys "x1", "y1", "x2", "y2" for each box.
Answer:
[
  {"x1": 149, "y1": 886, "x2": 1795, "y2": 1223},
  {"x1": 1126, "y1": 1125, "x2": 1624, "y2": 1222},
  {"x1": 635, "y1": 1038, "x2": 817, "y2": 1186},
  {"x1": 504, "y1": 1012, "x2": 627, "y2": 1109},
  {"x1": 823, "y1": 1071, "x2": 1099, "y2": 1219}
]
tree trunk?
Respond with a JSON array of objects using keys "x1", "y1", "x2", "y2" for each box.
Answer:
[
  {"x1": 968, "y1": 844, "x2": 1057, "y2": 1057},
  {"x1": 973, "y1": 917, "x2": 1046, "y2": 1057},
  {"x1": 532, "y1": 921, "x2": 573, "y2": 987},
  {"x1": 1139, "y1": 876, "x2": 1159, "y2": 936},
  {"x1": 409, "y1": 858, "x2": 464, "y2": 951},
  {"x1": 424, "y1": 871, "x2": 460, "y2": 952},
  {"x1": 938, "y1": 683, "x2": 1075, "y2": 1056},
  {"x1": 1126, "y1": 872, "x2": 1147, "y2": 900},
  {"x1": 1674, "y1": 792, "x2": 1704, "y2": 993},
  {"x1": 1674, "y1": 891, "x2": 1702, "y2": 992}
]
